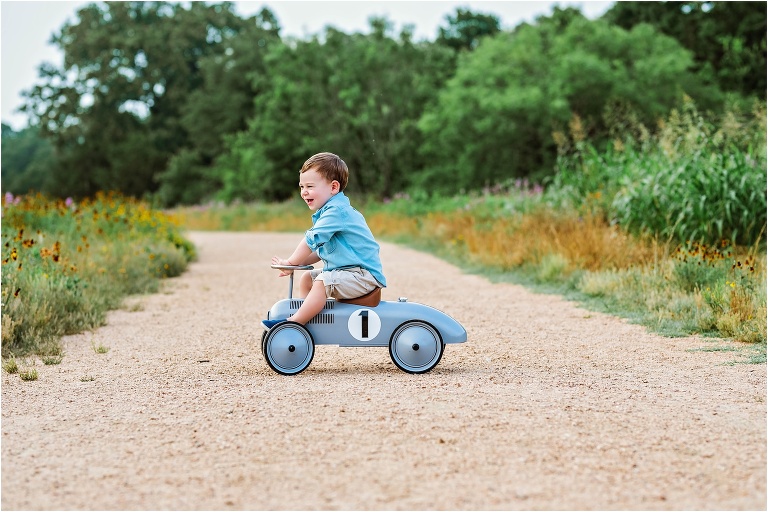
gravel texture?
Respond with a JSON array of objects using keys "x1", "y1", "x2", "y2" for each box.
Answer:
[{"x1": 2, "y1": 231, "x2": 766, "y2": 510}]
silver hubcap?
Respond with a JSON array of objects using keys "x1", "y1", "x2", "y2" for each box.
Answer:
[
  {"x1": 266, "y1": 324, "x2": 313, "y2": 373},
  {"x1": 391, "y1": 322, "x2": 442, "y2": 371}
]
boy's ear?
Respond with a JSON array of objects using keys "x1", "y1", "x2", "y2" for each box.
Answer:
[{"x1": 331, "y1": 180, "x2": 341, "y2": 193}]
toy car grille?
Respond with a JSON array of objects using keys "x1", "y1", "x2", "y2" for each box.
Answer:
[
  {"x1": 308, "y1": 313, "x2": 334, "y2": 325},
  {"x1": 289, "y1": 300, "x2": 335, "y2": 310}
]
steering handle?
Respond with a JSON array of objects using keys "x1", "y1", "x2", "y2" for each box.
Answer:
[
  {"x1": 272, "y1": 264, "x2": 313, "y2": 299},
  {"x1": 271, "y1": 264, "x2": 315, "y2": 271}
]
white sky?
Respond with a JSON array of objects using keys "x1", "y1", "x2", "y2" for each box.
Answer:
[{"x1": 0, "y1": 1, "x2": 613, "y2": 130}]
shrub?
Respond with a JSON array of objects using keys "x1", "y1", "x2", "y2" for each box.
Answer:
[{"x1": 1, "y1": 192, "x2": 194, "y2": 357}]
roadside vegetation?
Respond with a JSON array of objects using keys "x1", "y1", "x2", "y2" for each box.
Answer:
[
  {"x1": 1, "y1": 192, "x2": 195, "y2": 362},
  {"x1": 2, "y1": 3, "x2": 765, "y2": 370},
  {"x1": 176, "y1": 103, "x2": 766, "y2": 362}
]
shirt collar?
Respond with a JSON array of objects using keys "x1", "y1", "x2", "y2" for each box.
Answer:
[{"x1": 311, "y1": 191, "x2": 348, "y2": 222}]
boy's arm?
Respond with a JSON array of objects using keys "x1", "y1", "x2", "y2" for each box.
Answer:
[
  {"x1": 272, "y1": 240, "x2": 319, "y2": 277},
  {"x1": 287, "y1": 239, "x2": 318, "y2": 265}
]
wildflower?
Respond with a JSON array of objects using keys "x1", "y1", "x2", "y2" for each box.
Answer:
[{"x1": 14, "y1": 288, "x2": 20, "y2": 297}]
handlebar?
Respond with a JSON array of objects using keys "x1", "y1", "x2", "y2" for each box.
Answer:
[
  {"x1": 271, "y1": 264, "x2": 314, "y2": 299},
  {"x1": 270, "y1": 264, "x2": 315, "y2": 271}
]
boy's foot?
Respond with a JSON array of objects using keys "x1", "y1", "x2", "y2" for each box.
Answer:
[{"x1": 262, "y1": 319, "x2": 287, "y2": 329}]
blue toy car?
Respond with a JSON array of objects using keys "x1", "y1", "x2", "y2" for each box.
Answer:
[{"x1": 262, "y1": 264, "x2": 467, "y2": 375}]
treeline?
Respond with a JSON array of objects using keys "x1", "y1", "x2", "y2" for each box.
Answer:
[{"x1": 2, "y1": 1, "x2": 765, "y2": 206}]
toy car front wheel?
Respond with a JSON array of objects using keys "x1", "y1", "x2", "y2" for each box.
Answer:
[
  {"x1": 389, "y1": 321, "x2": 444, "y2": 374},
  {"x1": 262, "y1": 322, "x2": 315, "y2": 375}
]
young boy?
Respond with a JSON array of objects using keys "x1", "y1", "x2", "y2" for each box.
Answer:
[{"x1": 262, "y1": 152, "x2": 386, "y2": 328}]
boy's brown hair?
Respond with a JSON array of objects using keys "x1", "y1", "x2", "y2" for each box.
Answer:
[{"x1": 300, "y1": 152, "x2": 349, "y2": 190}]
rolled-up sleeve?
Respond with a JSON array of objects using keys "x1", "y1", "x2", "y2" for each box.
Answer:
[{"x1": 305, "y1": 205, "x2": 346, "y2": 251}]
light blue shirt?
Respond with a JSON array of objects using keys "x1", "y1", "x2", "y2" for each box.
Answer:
[{"x1": 305, "y1": 192, "x2": 386, "y2": 287}]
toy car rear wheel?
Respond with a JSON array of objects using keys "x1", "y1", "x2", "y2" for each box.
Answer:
[
  {"x1": 262, "y1": 321, "x2": 314, "y2": 375},
  {"x1": 389, "y1": 320, "x2": 444, "y2": 374}
]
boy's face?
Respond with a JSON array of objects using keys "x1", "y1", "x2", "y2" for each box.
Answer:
[{"x1": 299, "y1": 168, "x2": 339, "y2": 211}]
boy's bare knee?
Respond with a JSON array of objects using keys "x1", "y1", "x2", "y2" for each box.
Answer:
[
  {"x1": 308, "y1": 278, "x2": 326, "y2": 296},
  {"x1": 298, "y1": 271, "x2": 313, "y2": 295}
]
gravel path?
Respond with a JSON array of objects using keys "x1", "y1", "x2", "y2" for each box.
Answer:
[{"x1": 2, "y1": 231, "x2": 766, "y2": 510}]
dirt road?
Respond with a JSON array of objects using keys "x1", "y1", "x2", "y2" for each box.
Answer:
[{"x1": 2, "y1": 231, "x2": 765, "y2": 510}]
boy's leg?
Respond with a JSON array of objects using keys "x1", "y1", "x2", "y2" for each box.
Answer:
[
  {"x1": 288, "y1": 279, "x2": 327, "y2": 325},
  {"x1": 297, "y1": 271, "x2": 313, "y2": 298}
]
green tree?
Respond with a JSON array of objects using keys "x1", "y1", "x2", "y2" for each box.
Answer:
[
  {"x1": 416, "y1": 14, "x2": 723, "y2": 194},
  {"x1": 154, "y1": 7, "x2": 281, "y2": 205},
  {"x1": 21, "y1": 1, "x2": 274, "y2": 202},
  {"x1": 1, "y1": 124, "x2": 56, "y2": 194},
  {"x1": 602, "y1": 1, "x2": 767, "y2": 98},
  {"x1": 436, "y1": 7, "x2": 501, "y2": 51},
  {"x1": 214, "y1": 18, "x2": 454, "y2": 202}
]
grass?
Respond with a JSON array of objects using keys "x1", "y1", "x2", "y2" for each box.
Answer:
[
  {"x1": 91, "y1": 341, "x2": 110, "y2": 354},
  {"x1": 171, "y1": 199, "x2": 308, "y2": 232},
  {"x1": 3, "y1": 356, "x2": 44, "y2": 381},
  {"x1": 19, "y1": 368, "x2": 38, "y2": 381},
  {"x1": 2, "y1": 192, "x2": 195, "y2": 358},
  {"x1": 41, "y1": 354, "x2": 64, "y2": 365},
  {"x1": 3, "y1": 358, "x2": 19, "y2": 374}
]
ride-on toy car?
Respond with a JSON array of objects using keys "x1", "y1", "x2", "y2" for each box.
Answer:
[{"x1": 261, "y1": 264, "x2": 467, "y2": 375}]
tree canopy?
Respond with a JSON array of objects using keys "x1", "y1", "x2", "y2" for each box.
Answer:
[
  {"x1": 4, "y1": 2, "x2": 764, "y2": 204},
  {"x1": 20, "y1": 1, "x2": 277, "y2": 199},
  {"x1": 415, "y1": 12, "x2": 722, "y2": 193},
  {"x1": 602, "y1": 1, "x2": 767, "y2": 97}
]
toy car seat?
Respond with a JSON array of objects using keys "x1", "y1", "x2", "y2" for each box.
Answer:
[{"x1": 338, "y1": 287, "x2": 381, "y2": 307}]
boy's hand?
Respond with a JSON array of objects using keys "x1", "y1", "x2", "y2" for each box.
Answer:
[{"x1": 271, "y1": 256, "x2": 294, "y2": 277}]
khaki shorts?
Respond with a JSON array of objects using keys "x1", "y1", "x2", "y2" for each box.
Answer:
[{"x1": 310, "y1": 267, "x2": 381, "y2": 300}]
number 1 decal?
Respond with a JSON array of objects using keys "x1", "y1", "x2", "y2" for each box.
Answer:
[
  {"x1": 360, "y1": 310, "x2": 368, "y2": 338},
  {"x1": 348, "y1": 309, "x2": 381, "y2": 341}
]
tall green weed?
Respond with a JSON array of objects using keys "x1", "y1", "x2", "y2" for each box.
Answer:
[{"x1": 550, "y1": 99, "x2": 767, "y2": 246}]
